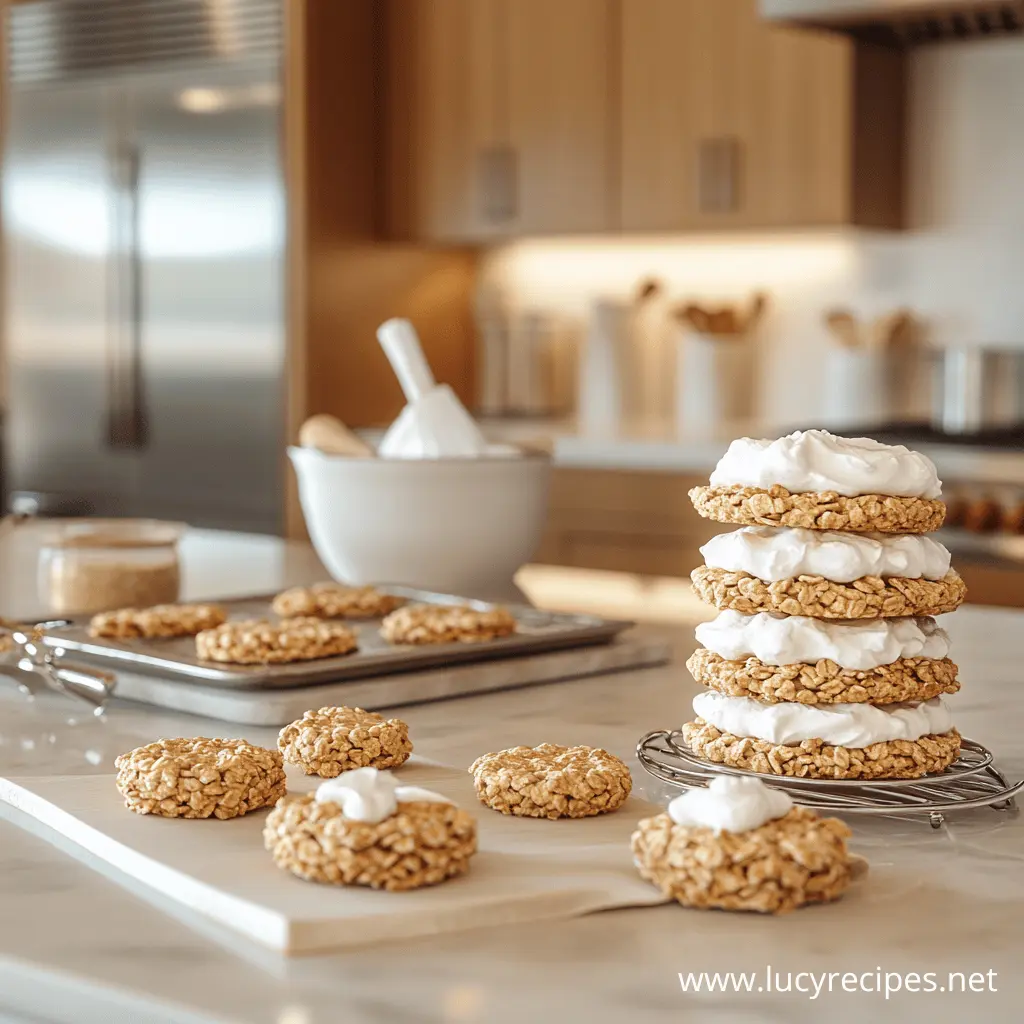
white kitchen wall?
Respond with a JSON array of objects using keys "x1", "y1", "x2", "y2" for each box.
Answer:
[{"x1": 479, "y1": 37, "x2": 1024, "y2": 427}]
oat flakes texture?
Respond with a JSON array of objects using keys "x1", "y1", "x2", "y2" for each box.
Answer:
[
  {"x1": 682, "y1": 719, "x2": 961, "y2": 780},
  {"x1": 114, "y1": 737, "x2": 286, "y2": 819},
  {"x1": 195, "y1": 617, "x2": 358, "y2": 664},
  {"x1": 691, "y1": 566, "x2": 966, "y2": 619},
  {"x1": 90, "y1": 603, "x2": 226, "y2": 639},
  {"x1": 278, "y1": 706, "x2": 413, "y2": 777},
  {"x1": 272, "y1": 583, "x2": 404, "y2": 620},
  {"x1": 381, "y1": 604, "x2": 516, "y2": 645},
  {"x1": 264, "y1": 793, "x2": 477, "y2": 890},
  {"x1": 469, "y1": 743, "x2": 632, "y2": 819},
  {"x1": 690, "y1": 484, "x2": 946, "y2": 534},
  {"x1": 632, "y1": 806, "x2": 854, "y2": 913},
  {"x1": 687, "y1": 647, "x2": 960, "y2": 705}
]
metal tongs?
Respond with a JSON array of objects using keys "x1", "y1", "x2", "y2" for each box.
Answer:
[{"x1": 2, "y1": 621, "x2": 116, "y2": 715}]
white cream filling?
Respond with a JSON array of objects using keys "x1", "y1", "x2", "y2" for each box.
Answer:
[
  {"x1": 667, "y1": 775, "x2": 793, "y2": 835},
  {"x1": 701, "y1": 526, "x2": 951, "y2": 583},
  {"x1": 315, "y1": 767, "x2": 451, "y2": 823},
  {"x1": 709, "y1": 429, "x2": 942, "y2": 499},
  {"x1": 692, "y1": 691, "x2": 954, "y2": 747},
  {"x1": 696, "y1": 611, "x2": 950, "y2": 671}
]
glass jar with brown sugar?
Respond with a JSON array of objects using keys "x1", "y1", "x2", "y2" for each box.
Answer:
[{"x1": 39, "y1": 519, "x2": 184, "y2": 616}]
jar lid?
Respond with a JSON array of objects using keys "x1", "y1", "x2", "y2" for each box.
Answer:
[{"x1": 44, "y1": 518, "x2": 185, "y2": 550}]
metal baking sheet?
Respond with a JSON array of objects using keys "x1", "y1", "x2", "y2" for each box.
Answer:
[{"x1": 38, "y1": 587, "x2": 633, "y2": 691}]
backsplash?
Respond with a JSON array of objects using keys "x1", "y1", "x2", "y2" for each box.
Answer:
[{"x1": 479, "y1": 37, "x2": 1024, "y2": 428}]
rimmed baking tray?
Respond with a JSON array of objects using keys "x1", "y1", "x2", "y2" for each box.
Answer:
[{"x1": 37, "y1": 587, "x2": 633, "y2": 691}]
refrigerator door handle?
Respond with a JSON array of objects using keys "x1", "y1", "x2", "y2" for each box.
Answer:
[{"x1": 106, "y1": 142, "x2": 148, "y2": 449}]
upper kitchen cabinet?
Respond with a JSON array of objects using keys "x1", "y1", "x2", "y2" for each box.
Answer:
[
  {"x1": 383, "y1": 0, "x2": 617, "y2": 242},
  {"x1": 620, "y1": 0, "x2": 905, "y2": 231}
]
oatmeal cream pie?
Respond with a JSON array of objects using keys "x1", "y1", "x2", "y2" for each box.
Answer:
[
  {"x1": 688, "y1": 611, "x2": 960, "y2": 705},
  {"x1": 271, "y1": 582, "x2": 404, "y2": 620},
  {"x1": 115, "y1": 737, "x2": 286, "y2": 819},
  {"x1": 692, "y1": 527, "x2": 965, "y2": 619},
  {"x1": 380, "y1": 603, "x2": 516, "y2": 645},
  {"x1": 689, "y1": 430, "x2": 946, "y2": 533},
  {"x1": 632, "y1": 775, "x2": 859, "y2": 914},
  {"x1": 470, "y1": 743, "x2": 632, "y2": 819},
  {"x1": 264, "y1": 767, "x2": 477, "y2": 890},
  {"x1": 682, "y1": 691, "x2": 961, "y2": 780},
  {"x1": 278, "y1": 706, "x2": 413, "y2": 777},
  {"x1": 196, "y1": 617, "x2": 358, "y2": 665},
  {"x1": 90, "y1": 603, "x2": 226, "y2": 639}
]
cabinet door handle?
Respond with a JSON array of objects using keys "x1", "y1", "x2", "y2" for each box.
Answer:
[
  {"x1": 478, "y1": 144, "x2": 518, "y2": 224},
  {"x1": 697, "y1": 137, "x2": 742, "y2": 214}
]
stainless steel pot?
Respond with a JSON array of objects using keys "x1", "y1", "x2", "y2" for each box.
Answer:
[{"x1": 932, "y1": 347, "x2": 1024, "y2": 434}]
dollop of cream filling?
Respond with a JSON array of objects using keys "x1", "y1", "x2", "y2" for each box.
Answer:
[
  {"x1": 692, "y1": 691, "x2": 955, "y2": 747},
  {"x1": 709, "y1": 429, "x2": 942, "y2": 499},
  {"x1": 667, "y1": 775, "x2": 793, "y2": 834},
  {"x1": 315, "y1": 767, "x2": 451, "y2": 823},
  {"x1": 701, "y1": 526, "x2": 951, "y2": 583},
  {"x1": 695, "y1": 610, "x2": 950, "y2": 670}
]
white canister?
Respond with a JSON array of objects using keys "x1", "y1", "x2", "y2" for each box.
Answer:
[
  {"x1": 577, "y1": 299, "x2": 631, "y2": 434},
  {"x1": 822, "y1": 347, "x2": 892, "y2": 426},
  {"x1": 675, "y1": 330, "x2": 755, "y2": 433}
]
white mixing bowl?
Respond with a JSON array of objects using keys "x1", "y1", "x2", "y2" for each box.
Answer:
[{"x1": 288, "y1": 447, "x2": 552, "y2": 600}]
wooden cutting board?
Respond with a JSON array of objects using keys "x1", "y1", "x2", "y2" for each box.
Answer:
[{"x1": 0, "y1": 760, "x2": 669, "y2": 955}]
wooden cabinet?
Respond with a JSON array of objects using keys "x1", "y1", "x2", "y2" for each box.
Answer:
[
  {"x1": 383, "y1": 0, "x2": 617, "y2": 242},
  {"x1": 533, "y1": 468, "x2": 722, "y2": 578},
  {"x1": 620, "y1": 0, "x2": 904, "y2": 231}
]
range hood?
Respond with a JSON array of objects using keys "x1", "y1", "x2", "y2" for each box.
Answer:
[{"x1": 761, "y1": 0, "x2": 1024, "y2": 45}]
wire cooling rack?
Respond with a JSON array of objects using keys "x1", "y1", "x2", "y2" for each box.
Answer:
[{"x1": 637, "y1": 730, "x2": 1024, "y2": 829}]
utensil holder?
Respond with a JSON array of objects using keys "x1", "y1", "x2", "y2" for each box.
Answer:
[{"x1": 675, "y1": 330, "x2": 755, "y2": 433}]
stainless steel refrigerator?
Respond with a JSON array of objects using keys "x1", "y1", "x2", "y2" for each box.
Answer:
[{"x1": 3, "y1": 0, "x2": 286, "y2": 533}]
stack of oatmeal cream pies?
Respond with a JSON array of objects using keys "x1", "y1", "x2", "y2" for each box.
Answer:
[{"x1": 685, "y1": 429, "x2": 965, "y2": 781}]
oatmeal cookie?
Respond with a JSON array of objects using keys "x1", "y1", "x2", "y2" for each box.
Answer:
[
  {"x1": 264, "y1": 793, "x2": 477, "y2": 890},
  {"x1": 687, "y1": 646, "x2": 961, "y2": 705},
  {"x1": 195, "y1": 617, "x2": 358, "y2": 664},
  {"x1": 115, "y1": 737, "x2": 286, "y2": 819},
  {"x1": 278, "y1": 706, "x2": 413, "y2": 777},
  {"x1": 469, "y1": 743, "x2": 632, "y2": 819},
  {"x1": 689, "y1": 484, "x2": 945, "y2": 534},
  {"x1": 271, "y1": 582, "x2": 404, "y2": 620},
  {"x1": 691, "y1": 566, "x2": 966, "y2": 619},
  {"x1": 632, "y1": 805, "x2": 854, "y2": 913},
  {"x1": 681, "y1": 719, "x2": 961, "y2": 780},
  {"x1": 90, "y1": 603, "x2": 227, "y2": 640},
  {"x1": 380, "y1": 603, "x2": 516, "y2": 645}
]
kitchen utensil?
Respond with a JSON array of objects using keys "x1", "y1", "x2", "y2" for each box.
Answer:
[
  {"x1": 377, "y1": 318, "x2": 489, "y2": 459},
  {"x1": 289, "y1": 446, "x2": 551, "y2": 599},
  {"x1": 298, "y1": 414, "x2": 374, "y2": 457},
  {"x1": 932, "y1": 347, "x2": 1024, "y2": 435}
]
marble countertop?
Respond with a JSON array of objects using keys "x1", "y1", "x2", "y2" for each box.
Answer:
[{"x1": 1, "y1": 528, "x2": 1023, "y2": 1023}]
